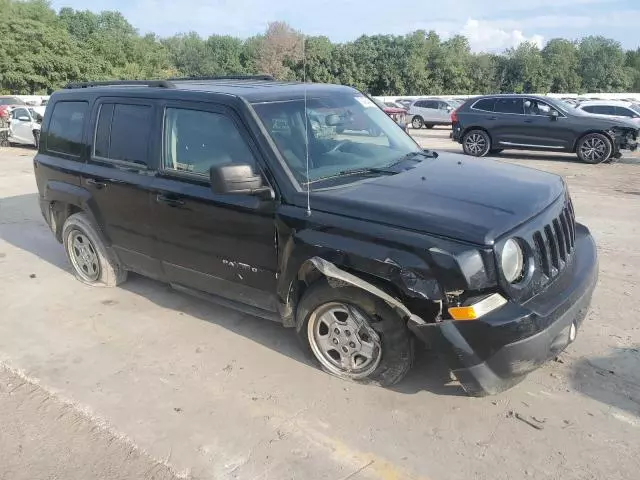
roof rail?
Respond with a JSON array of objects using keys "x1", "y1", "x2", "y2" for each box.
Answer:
[
  {"x1": 168, "y1": 75, "x2": 275, "y2": 82},
  {"x1": 64, "y1": 80, "x2": 176, "y2": 89}
]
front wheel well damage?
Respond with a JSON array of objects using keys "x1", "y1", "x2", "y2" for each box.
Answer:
[{"x1": 286, "y1": 257, "x2": 437, "y2": 330}]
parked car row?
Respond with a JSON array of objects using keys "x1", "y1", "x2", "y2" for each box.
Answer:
[
  {"x1": 450, "y1": 94, "x2": 639, "y2": 163},
  {"x1": 0, "y1": 95, "x2": 44, "y2": 148}
]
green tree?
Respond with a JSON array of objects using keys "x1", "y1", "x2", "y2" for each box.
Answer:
[
  {"x1": 542, "y1": 39, "x2": 581, "y2": 92},
  {"x1": 578, "y1": 36, "x2": 631, "y2": 92},
  {"x1": 500, "y1": 42, "x2": 550, "y2": 93},
  {"x1": 625, "y1": 48, "x2": 640, "y2": 91}
]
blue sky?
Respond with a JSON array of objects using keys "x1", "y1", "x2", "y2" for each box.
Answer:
[{"x1": 51, "y1": 0, "x2": 640, "y2": 52}]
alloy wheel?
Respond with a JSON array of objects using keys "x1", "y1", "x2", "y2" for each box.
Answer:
[
  {"x1": 465, "y1": 133, "x2": 487, "y2": 155},
  {"x1": 68, "y1": 230, "x2": 100, "y2": 282},
  {"x1": 307, "y1": 302, "x2": 382, "y2": 378},
  {"x1": 580, "y1": 137, "x2": 607, "y2": 163}
]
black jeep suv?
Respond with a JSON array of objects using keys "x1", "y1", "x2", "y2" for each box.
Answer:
[
  {"x1": 452, "y1": 94, "x2": 639, "y2": 163},
  {"x1": 34, "y1": 77, "x2": 598, "y2": 395}
]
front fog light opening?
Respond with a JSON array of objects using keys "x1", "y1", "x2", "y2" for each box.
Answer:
[{"x1": 501, "y1": 238, "x2": 525, "y2": 283}]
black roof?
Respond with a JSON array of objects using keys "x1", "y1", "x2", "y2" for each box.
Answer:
[{"x1": 63, "y1": 77, "x2": 355, "y2": 103}]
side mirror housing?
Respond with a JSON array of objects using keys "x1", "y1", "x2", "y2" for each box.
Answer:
[
  {"x1": 550, "y1": 110, "x2": 560, "y2": 120},
  {"x1": 210, "y1": 164, "x2": 273, "y2": 199}
]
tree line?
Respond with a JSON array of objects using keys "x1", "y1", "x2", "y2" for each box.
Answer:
[{"x1": 1, "y1": 0, "x2": 639, "y2": 96}]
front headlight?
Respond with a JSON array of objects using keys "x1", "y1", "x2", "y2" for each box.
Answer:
[{"x1": 501, "y1": 239, "x2": 524, "y2": 283}]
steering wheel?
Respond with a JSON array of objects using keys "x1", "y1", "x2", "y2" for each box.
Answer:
[{"x1": 328, "y1": 140, "x2": 350, "y2": 153}]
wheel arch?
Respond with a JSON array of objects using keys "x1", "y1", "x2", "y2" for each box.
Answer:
[
  {"x1": 571, "y1": 129, "x2": 615, "y2": 153},
  {"x1": 43, "y1": 181, "x2": 100, "y2": 244},
  {"x1": 461, "y1": 126, "x2": 493, "y2": 143},
  {"x1": 287, "y1": 257, "x2": 429, "y2": 330}
]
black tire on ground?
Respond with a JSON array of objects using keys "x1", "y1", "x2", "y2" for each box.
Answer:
[
  {"x1": 62, "y1": 212, "x2": 127, "y2": 287},
  {"x1": 0, "y1": 139, "x2": 9, "y2": 148},
  {"x1": 33, "y1": 130, "x2": 40, "y2": 149},
  {"x1": 462, "y1": 129, "x2": 491, "y2": 157},
  {"x1": 425, "y1": 124, "x2": 435, "y2": 129},
  {"x1": 295, "y1": 279, "x2": 414, "y2": 387},
  {"x1": 575, "y1": 133, "x2": 612, "y2": 164},
  {"x1": 411, "y1": 116, "x2": 424, "y2": 129},
  {"x1": 489, "y1": 148, "x2": 503, "y2": 155}
]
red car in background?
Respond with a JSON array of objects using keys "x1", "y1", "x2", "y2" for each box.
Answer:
[{"x1": 371, "y1": 97, "x2": 408, "y2": 131}]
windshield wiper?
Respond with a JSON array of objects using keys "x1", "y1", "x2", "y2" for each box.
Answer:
[{"x1": 305, "y1": 167, "x2": 396, "y2": 185}]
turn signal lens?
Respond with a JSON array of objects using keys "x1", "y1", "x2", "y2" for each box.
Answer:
[{"x1": 448, "y1": 293, "x2": 507, "y2": 321}]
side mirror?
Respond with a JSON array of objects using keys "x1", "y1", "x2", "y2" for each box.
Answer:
[
  {"x1": 446, "y1": 105, "x2": 453, "y2": 112},
  {"x1": 210, "y1": 164, "x2": 273, "y2": 199},
  {"x1": 550, "y1": 110, "x2": 559, "y2": 120}
]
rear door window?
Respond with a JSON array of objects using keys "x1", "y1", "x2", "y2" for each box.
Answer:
[
  {"x1": 46, "y1": 101, "x2": 88, "y2": 157},
  {"x1": 588, "y1": 105, "x2": 616, "y2": 115},
  {"x1": 472, "y1": 98, "x2": 495, "y2": 112},
  {"x1": 93, "y1": 102, "x2": 153, "y2": 167},
  {"x1": 494, "y1": 98, "x2": 524, "y2": 115},
  {"x1": 423, "y1": 100, "x2": 439, "y2": 109}
]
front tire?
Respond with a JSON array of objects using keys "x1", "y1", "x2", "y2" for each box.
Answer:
[
  {"x1": 462, "y1": 129, "x2": 491, "y2": 157},
  {"x1": 296, "y1": 279, "x2": 413, "y2": 386},
  {"x1": 425, "y1": 124, "x2": 435, "y2": 129},
  {"x1": 411, "y1": 116, "x2": 424, "y2": 129},
  {"x1": 62, "y1": 212, "x2": 127, "y2": 287},
  {"x1": 576, "y1": 133, "x2": 612, "y2": 164}
]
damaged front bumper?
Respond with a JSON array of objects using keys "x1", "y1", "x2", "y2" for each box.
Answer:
[{"x1": 409, "y1": 224, "x2": 598, "y2": 396}]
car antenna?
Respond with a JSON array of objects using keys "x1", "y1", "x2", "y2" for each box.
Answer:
[{"x1": 303, "y1": 34, "x2": 312, "y2": 217}]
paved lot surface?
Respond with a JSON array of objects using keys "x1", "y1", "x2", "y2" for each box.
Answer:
[{"x1": 1, "y1": 131, "x2": 639, "y2": 480}]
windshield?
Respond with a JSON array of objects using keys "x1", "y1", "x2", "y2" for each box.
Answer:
[
  {"x1": 0, "y1": 97, "x2": 25, "y2": 106},
  {"x1": 252, "y1": 92, "x2": 421, "y2": 187},
  {"x1": 630, "y1": 103, "x2": 640, "y2": 115}
]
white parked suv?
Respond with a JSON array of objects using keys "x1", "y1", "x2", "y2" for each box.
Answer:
[
  {"x1": 408, "y1": 98, "x2": 458, "y2": 129},
  {"x1": 576, "y1": 100, "x2": 640, "y2": 124},
  {"x1": 8, "y1": 106, "x2": 42, "y2": 148}
]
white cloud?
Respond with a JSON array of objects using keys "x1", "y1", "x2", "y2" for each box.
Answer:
[{"x1": 459, "y1": 19, "x2": 545, "y2": 52}]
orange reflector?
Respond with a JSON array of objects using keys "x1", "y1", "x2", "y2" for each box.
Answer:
[
  {"x1": 447, "y1": 293, "x2": 507, "y2": 321},
  {"x1": 448, "y1": 306, "x2": 479, "y2": 321}
]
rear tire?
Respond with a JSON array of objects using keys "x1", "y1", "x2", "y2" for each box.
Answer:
[
  {"x1": 62, "y1": 212, "x2": 127, "y2": 287},
  {"x1": 296, "y1": 279, "x2": 413, "y2": 387},
  {"x1": 576, "y1": 133, "x2": 612, "y2": 164},
  {"x1": 33, "y1": 130, "x2": 40, "y2": 149},
  {"x1": 462, "y1": 129, "x2": 491, "y2": 157},
  {"x1": 411, "y1": 116, "x2": 424, "y2": 129}
]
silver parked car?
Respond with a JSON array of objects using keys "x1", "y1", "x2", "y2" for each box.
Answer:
[
  {"x1": 576, "y1": 100, "x2": 640, "y2": 125},
  {"x1": 408, "y1": 98, "x2": 458, "y2": 129}
]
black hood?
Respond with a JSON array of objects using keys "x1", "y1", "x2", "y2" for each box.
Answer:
[{"x1": 305, "y1": 153, "x2": 565, "y2": 245}]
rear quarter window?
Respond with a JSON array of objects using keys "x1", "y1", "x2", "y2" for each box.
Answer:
[
  {"x1": 471, "y1": 98, "x2": 495, "y2": 112},
  {"x1": 46, "y1": 101, "x2": 88, "y2": 157}
]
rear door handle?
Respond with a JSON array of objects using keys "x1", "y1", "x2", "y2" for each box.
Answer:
[
  {"x1": 486, "y1": 116, "x2": 498, "y2": 121},
  {"x1": 86, "y1": 178, "x2": 107, "y2": 189},
  {"x1": 524, "y1": 119, "x2": 534, "y2": 123},
  {"x1": 156, "y1": 194, "x2": 186, "y2": 207}
]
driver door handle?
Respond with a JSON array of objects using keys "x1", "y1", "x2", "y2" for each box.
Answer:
[
  {"x1": 86, "y1": 178, "x2": 107, "y2": 189},
  {"x1": 156, "y1": 194, "x2": 186, "y2": 207}
]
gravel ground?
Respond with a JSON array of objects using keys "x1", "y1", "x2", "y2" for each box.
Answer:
[{"x1": 0, "y1": 132, "x2": 639, "y2": 480}]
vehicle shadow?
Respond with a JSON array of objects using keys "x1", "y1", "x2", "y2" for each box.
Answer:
[
  {"x1": 569, "y1": 347, "x2": 640, "y2": 417},
  {"x1": 0, "y1": 192, "x2": 465, "y2": 397}
]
